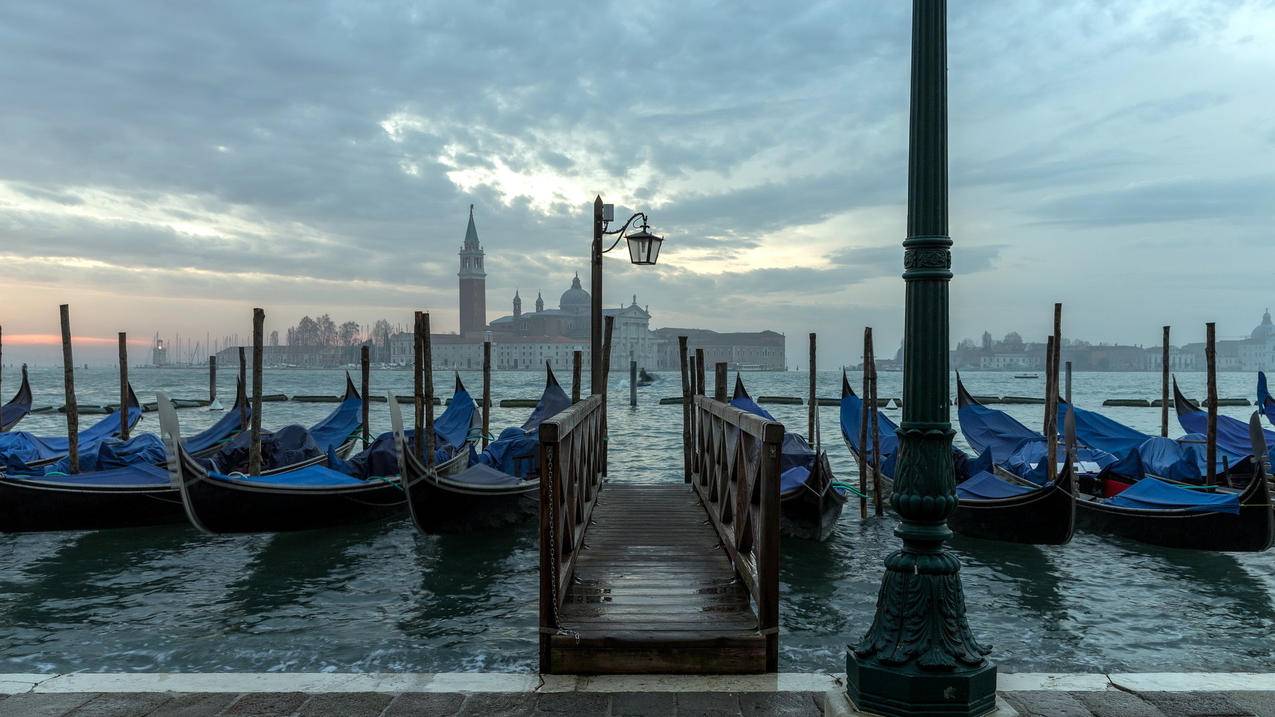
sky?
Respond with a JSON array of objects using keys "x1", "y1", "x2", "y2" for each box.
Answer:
[{"x1": 1, "y1": 0, "x2": 1273, "y2": 365}]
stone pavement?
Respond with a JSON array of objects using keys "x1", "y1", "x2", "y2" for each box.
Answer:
[{"x1": 2, "y1": 674, "x2": 1275, "y2": 716}]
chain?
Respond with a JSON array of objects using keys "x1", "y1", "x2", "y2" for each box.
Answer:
[{"x1": 542, "y1": 439, "x2": 580, "y2": 643}]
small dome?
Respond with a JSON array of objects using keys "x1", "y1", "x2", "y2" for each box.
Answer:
[
  {"x1": 559, "y1": 273, "x2": 590, "y2": 314},
  {"x1": 1252, "y1": 308, "x2": 1274, "y2": 340}
]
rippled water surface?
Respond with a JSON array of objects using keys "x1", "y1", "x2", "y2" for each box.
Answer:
[{"x1": 0, "y1": 365, "x2": 1271, "y2": 673}]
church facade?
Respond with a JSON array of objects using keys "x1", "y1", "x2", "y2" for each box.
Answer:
[{"x1": 391, "y1": 207, "x2": 785, "y2": 372}]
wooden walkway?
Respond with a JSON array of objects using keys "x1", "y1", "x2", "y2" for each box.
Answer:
[
  {"x1": 539, "y1": 390, "x2": 783, "y2": 675},
  {"x1": 548, "y1": 483, "x2": 767, "y2": 674}
]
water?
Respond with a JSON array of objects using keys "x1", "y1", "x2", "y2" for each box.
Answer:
[{"x1": 1, "y1": 365, "x2": 1271, "y2": 674}]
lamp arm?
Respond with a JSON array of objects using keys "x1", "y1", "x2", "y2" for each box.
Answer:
[{"x1": 600, "y1": 211, "x2": 648, "y2": 254}]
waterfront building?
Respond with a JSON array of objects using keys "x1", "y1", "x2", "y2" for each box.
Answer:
[{"x1": 651, "y1": 328, "x2": 786, "y2": 371}]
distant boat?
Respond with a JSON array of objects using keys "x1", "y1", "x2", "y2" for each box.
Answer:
[
  {"x1": 1014, "y1": 373, "x2": 1039, "y2": 379},
  {"x1": 637, "y1": 368, "x2": 655, "y2": 386}
]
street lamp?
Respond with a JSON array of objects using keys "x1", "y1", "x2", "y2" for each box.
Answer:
[
  {"x1": 591, "y1": 195, "x2": 662, "y2": 395},
  {"x1": 845, "y1": 2, "x2": 996, "y2": 716}
]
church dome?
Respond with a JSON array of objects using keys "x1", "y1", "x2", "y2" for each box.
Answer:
[
  {"x1": 1252, "y1": 308, "x2": 1275, "y2": 341},
  {"x1": 559, "y1": 273, "x2": 590, "y2": 314}
]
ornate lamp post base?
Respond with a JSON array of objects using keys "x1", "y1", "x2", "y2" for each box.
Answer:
[{"x1": 848, "y1": 658, "x2": 997, "y2": 717}]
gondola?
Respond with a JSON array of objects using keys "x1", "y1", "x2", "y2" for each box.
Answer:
[
  {"x1": 164, "y1": 376, "x2": 378, "y2": 534},
  {"x1": 0, "y1": 383, "x2": 142, "y2": 468},
  {"x1": 393, "y1": 365, "x2": 568, "y2": 534},
  {"x1": 1071, "y1": 413, "x2": 1273, "y2": 552},
  {"x1": 733, "y1": 375, "x2": 847, "y2": 541},
  {"x1": 848, "y1": 373, "x2": 1075, "y2": 545},
  {"x1": 1259, "y1": 372, "x2": 1275, "y2": 426},
  {"x1": 1, "y1": 364, "x2": 33, "y2": 432},
  {"x1": 1174, "y1": 377, "x2": 1275, "y2": 469},
  {"x1": 637, "y1": 368, "x2": 655, "y2": 386},
  {"x1": 0, "y1": 378, "x2": 295, "y2": 533}
]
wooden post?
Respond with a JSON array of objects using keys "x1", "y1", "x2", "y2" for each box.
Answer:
[
  {"x1": 629, "y1": 358, "x2": 637, "y2": 407},
  {"x1": 238, "y1": 347, "x2": 247, "y2": 429},
  {"x1": 570, "y1": 350, "x2": 582, "y2": 404},
  {"x1": 867, "y1": 331, "x2": 882, "y2": 517},
  {"x1": 248, "y1": 308, "x2": 264, "y2": 476},
  {"x1": 1206, "y1": 322, "x2": 1216, "y2": 486},
  {"x1": 1, "y1": 325, "x2": 3, "y2": 414},
  {"x1": 423, "y1": 313, "x2": 435, "y2": 468},
  {"x1": 209, "y1": 356, "x2": 217, "y2": 404},
  {"x1": 808, "y1": 333, "x2": 816, "y2": 440},
  {"x1": 1044, "y1": 335, "x2": 1057, "y2": 478},
  {"x1": 695, "y1": 348, "x2": 705, "y2": 396},
  {"x1": 483, "y1": 341, "x2": 492, "y2": 450},
  {"x1": 859, "y1": 330, "x2": 870, "y2": 520},
  {"x1": 118, "y1": 332, "x2": 130, "y2": 441},
  {"x1": 688, "y1": 355, "x2": 696, "y2": 394},
  {"x1": 413, "y1": 311, "x2": 424, "y2": 458},
  {"x1": 361, "y1": 345, "x2": 370, "y2": 449},
  {"x1": 714, "y1": 362, "x2": 728, "y2": 402},
  {"x1": 678, "y1": 336, "x2": 692, "y2": 484},
  {"x1": 59, "y1": 305, "x2": 79, "y2": 473},
  {"x1": 600, "y1": 315, "x2": 614, "y2": 394},
  {"x1": 1161, "y1": 326, "x2": 1170, "y2": 438}
]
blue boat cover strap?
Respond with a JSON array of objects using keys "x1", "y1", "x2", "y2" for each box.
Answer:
[
  {"x1": 1106, "y1": 477, "x2": 1240, "y2": 515},
  {"x1": 955, "y1": 471, "x2": 1034, "y2": 500}
]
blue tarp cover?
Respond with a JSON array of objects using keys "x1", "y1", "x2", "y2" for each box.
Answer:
[
  {"x1": 1057, "y1": 400, "x2": 1150, "y2": 458},
  {"x1": 780, "y1": 465, "x2": 810, "y2": 495},
  {"x1": 730, "y1": 395, "x2": 776, "y2": 422},
  {"x1": 955, "y1": 471, "x2": 1033, "y2": 500},
  {"x1": 1177, "y1": 388, "x2": 1273, "y2": 465},
  {"x1": 957, "y1": 401, "x2": 1042, "y2": 458},
  {"x1": 1260, "y1": 372, "x2": 1275, "y2": 426},
  {"x1": 332, "y1": 383, "x2": 476, "y2": 479},
  {"x1": 472, "y1": 371, "x2": 569, "y2": 479},
  {"x1": 211, "y1": 463, "x2": 365, "y2": 487},
  {"x1": 1103, "y1": 436, "x2": 1203, "y2": 484},
  {"x1": 307, "y1": 394, "x2": 362, "y2": 451},
  {"x1": 1107, "y1": 477, "x2": 1240, "y2": 514},
  {"x1": 11, "y1": 462, "x2": 170, "y2": 487},
  {"x1": 838, "y1": 392, "x2": 900, "y2": 458},
  {"x1": 0, "y1": 405, "x2": 143, "y2": 464},
  {"x1": 183, "y1": 402, "x2": 249, "y2": 455},
  {"x1": 435, "y1": 382, "x2": 479, "y2": 449},
  {"x1": 445, "y1": 462, "x2": 523, "y2": 488}
]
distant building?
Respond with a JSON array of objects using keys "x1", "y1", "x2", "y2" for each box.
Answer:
[
  {"x1": 151, "y1": 336, "x2": 169, "y2": 367},
  {"x1": 457, "y1": 205, "x2": 487, "y2": 336},
  {"x1": 651, "y1": 328, "x2": 786, "y2": 371}
]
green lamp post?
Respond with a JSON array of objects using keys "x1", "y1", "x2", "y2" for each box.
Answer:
[{"x1": 845, "y1": 2, "x2": 997, "y2": 715}]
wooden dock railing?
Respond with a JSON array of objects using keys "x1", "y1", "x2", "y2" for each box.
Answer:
[
  {"x1": 688, "y1": 394, "x2": 782, "y2": 671},
  {"x1": 538, "y1": 393, "x2": 606, "y2": 669}
]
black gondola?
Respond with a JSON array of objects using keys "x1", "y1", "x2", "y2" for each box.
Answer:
[
  {"x1": 733, "y1": 375, "x2": 847, "y2": 541},
  {"x1": 849, "y1": 373, "x2": 1076, "y2": 545},
  {"x1": 1, "y1": 364, "x2": 33, "y2": 432},
  {"x1": 392, "y1": 366, "x2": 567, "y2": 534},
  {"x1": 637, "y1": 368, "x2": 655, "y2": 386},
  {"x1": 0, "y1": 378, "x2": 298, "y2": 533}
]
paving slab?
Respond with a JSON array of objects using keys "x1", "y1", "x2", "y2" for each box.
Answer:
[
  {"x1": 1139, "y1": 691, "x2": 1256, "y2": 717},
  {"x1": 533, "y1": 691, "x2": 610, "y2": 714},
  {"x1": 146, "y1": 693, "x2": 241, "y2": 717},
  {"x1": 739, "y1": 691, "x2": 823, "y2": 716},
  {"x1": 610, "y1": 691, "x2": 678, "y2": 716},
  {"x1": 221, "y1": 692, "x2": 309, "y2": 717},
  {"x1": 66, "y1": 693, "x2": 174, "y2": 717},
  {"x1": 0, "y1": 692, "x2": 98, "y2": 717},
  {"x1": 1072, "y1": 690, "x2": 1166, "y2": 717},
  {"x1": 1002, "y1": 690, "x2": 1092, "y2": 717},
  {"x1": 677, "y1": 691, "x2": 743, "y2": 717},
  {"x1": 297, "y1": 692, "x2": 393, "y2": 717},
  {"x1": 1227, "y1": 693, "x2": 1275, "y2": 717},
  {"x1": 455, "y1": 692, "x2": 536, "y2": 717},
  {"x1": 382, "y1": 692, "x2": 467, "y2": 716}
]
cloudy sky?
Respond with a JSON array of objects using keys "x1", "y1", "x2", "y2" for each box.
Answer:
[{"x1": 1, "y1": 0, "x2": 1273, "y2": 364}]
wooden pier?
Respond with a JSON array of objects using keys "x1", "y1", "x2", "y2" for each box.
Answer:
[{"x1": 539, "y1": 394, "x2": 782, "y2": 674}]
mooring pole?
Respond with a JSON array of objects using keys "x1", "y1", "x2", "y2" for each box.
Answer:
[
  {"x1": 422, "y1": 313, "x2": 435, "y2": 468},
  {"x1": 808, "y1": 333, "x2": 817, "y2": 440},
  {"x1": 1, "y1": 325, "x2": 4, "y2": 415},
  {"x1": 601, "y1": 315, "x2": 614, "y2": 394},
  {"x1": 238, "y1": 347, "x2": 247, "y2": 430},
  {"x1": 1161, "y1": 326, "x2": 1170, "y2": 438},
  {"x1": 694, "y1": 348, "x2": 705, "y2": 396},
  {"x1": 248, "y1": 308, "x2": 264, "y2": 476},
  {"x1": 59, "y1": 305, "x2": 79, "y2": 473},
  {"x1": 118, "y1": 332, "x2": 129, "y2": 441},
  {"x1": 858, "y1": 331, "x2": 870, "y2": 520},
  {"x1": 678, "y1": 336, "x2": 692, "y2": 484},
  {"x1": 866, "y1": 332, "x2": 882, "y2": 517},
  {"x1": 209, "y1": 355, "x2": 217, "y2": 404},
  {"x1": 413, "y1": 311, "x2": 424, "y2": 458},
  {"x1": 361, "y1": 345, "x2": 370, "y2": 449},
  {"x1": 847, "y1": 2, "x2": 995, "y2": 712},
  {"x1": 570, "y1": 350, "x2": 582, "y2": 404},
  {"x1": 1045, "y1": 336, "x2": 1057, "y2": 476},
  {"x1": 714, "y1": 362, "x2": 727, "y2": 402},
  {"x1": 1206, "y1": 322, "x2": 1217, "y2": 486},
  {"x1": 483, "y1": 341, "x2": 492, "y2": 450},
  {"x1": 630, "y1": 357, "x2": 638, "y2": 407},
  {"x1": 590, "y1": 196, "x2": 604, "y2": 396}
]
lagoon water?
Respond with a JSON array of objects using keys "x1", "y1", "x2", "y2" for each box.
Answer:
[{"x1": 0, "y1": 365, "x2": 1271, "y2": 674}]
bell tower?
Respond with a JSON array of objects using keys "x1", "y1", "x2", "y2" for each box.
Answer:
[{"x1": 458, "y1": 204, "x2": 487, "y2": 335}]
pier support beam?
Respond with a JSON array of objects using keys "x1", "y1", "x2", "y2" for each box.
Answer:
[{"x1": 846, "y1": 2, "x2": 996, "y2": 715}]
